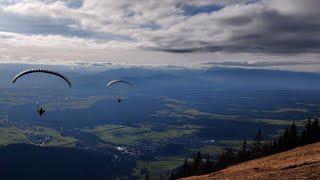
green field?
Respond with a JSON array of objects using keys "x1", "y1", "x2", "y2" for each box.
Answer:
[
  {"x1": 83, "y1": 124, "x2": 199, "y2": 145},
  {"x1": 253, "y1": 118, "x2": 305, "y2": 126},
  {"x1": 263, "y1": 108, "x2": 308, "y2": 113},
  {"x1": 190, "y1": 145, "x2": 224, "y2": 155},
  {"x1": 0, "y1": 90, "x2": 109, "y2": 111},
  {"x1": 134, "y1": 156, "x2": 185, "y2": 179},
  {"x1": 0, "y1": 126, "x2": 77, "y2": 147}
]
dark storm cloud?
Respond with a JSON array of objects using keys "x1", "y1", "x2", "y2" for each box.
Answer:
[{"x1": 148, "y1": 0, "x2": 320, "y2": 54}]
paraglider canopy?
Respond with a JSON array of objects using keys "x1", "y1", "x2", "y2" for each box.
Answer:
[
  {"x1": 107, "y1": 80, "x2": 134, "y2": 103},
  {"x1": 107, "y1": 80, "x2": 134, "y2": 88},
  {"x1": 12, "y1": 69, "x2": 72, "y2": 88}
]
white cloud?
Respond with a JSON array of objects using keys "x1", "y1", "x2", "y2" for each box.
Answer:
[
  {"x1": 0, "y1": 31, "x2": 135, "y2": 48},
  {"x1": 3, "y1": 0, "x2": 319, "y2": 53},
  {"x1": 0, "y1": 0, "x2": 319, "y2": 71}
]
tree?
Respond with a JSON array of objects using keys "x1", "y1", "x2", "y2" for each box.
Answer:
[
  {"x1": 198, "y1": 155, "x2": 214, "y2": 175},
  {"x1": 144, "y1": 173, "x2": 150, "y2": 180},
  {"x1": 252, "y1": 129, "x2": 263, "y2": 157},
  {"x1": 301, "y1": 118, "x2": 313, "y2": 144},
  {"x1": 192, "y1": 152, "x2": 203, "y2": 175},
  {"x1": 241, "y1": 140, "x2": 248, "y2": 152},
  {"x1": 182, "y1": 158, "x2": 189, "y2": 177},
  {"x1": 281, "y1": 128, "x2": 290, "y2": 150},
  {"x1": 170, "y1": 118, "x2": 320, "y2": 180},
  {"x1": 311, "y1": 118, "x2": 320, "y2": 142},
  {"x1": 288, "y1": 122, "x2": 298, "y2": 148},
  {"x1": 270, "y1": 138, "x2": 278, "y2": 153},
  {"x1": 238, "y1": 140, "x2": 249, "y2": 162},
  {"x1": 214, "y1": 147, "x2": 236, "y2": 171}
]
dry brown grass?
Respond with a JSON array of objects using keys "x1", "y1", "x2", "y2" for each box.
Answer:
[{"x1": 182, "y1": 142, "x2": 320, "y2": 180}]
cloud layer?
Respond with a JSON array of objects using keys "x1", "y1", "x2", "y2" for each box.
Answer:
[{"x1": 0, "y1": 0, "x2": 319, "y2": 70}]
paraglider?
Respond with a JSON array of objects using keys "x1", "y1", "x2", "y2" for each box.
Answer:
[
  {"x1": 107, "y1": 80, "x2": 134, "y2": 88},
  {"x1": 107, "y1": 80, "x2": 134, "y2": 103},
  {"x1": 13, "y1": 69, "x2": 72, "y2": 87},
  {"x1": 12, "y1": 69, "x2": 72, "y2": 116},
  {"x1": 37, "y1": 106, "x2": 46, "y2": 117}
]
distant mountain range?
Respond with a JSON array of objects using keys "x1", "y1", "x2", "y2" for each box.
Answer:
[{"x1": 2, "y1": 63, "x2": 320, "y2": 90}]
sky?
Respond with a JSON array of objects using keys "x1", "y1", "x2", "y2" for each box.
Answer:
[{"x1": 0, "y1": 0, "x2": 320, "y2": 71}]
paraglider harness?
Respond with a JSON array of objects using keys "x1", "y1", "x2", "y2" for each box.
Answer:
[{"x1": 37, "y1": 106, "x2": 46, "y2": 117}]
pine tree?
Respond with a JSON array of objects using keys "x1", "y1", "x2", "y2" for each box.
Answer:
[
  {"x1": 200, "y1": 155, "x2": 214, "y2": 175},
  {"x1": 271, "y1": 138, "x2": 278, "y2": 153},
  {"x1": 252, "y1": 129, "x2": 263, "y2": 157},
  {"x1": 170, "y1": 170, "x2": 176, "y2": 180},
  {"x1": 311, "y1": 118, "x2": 319, "y2": 142},
  {"x1": 301, "y1": 118, "x2": 313, "y2": 144},
  {"x1": 265, "y1": 141, "x2": 274, "y2": 155},
  {"x1": 241, "y1": 140, "x2": 248, "y2": 153},
  {"x1": 192, "y1": 152, "x2": 203, "y2": 175},
  {"x1": 144, "y1": 173, "x2": 150, "y2": 180},
  {"x1": 282, "y1": 128, "x2": 290, "y2": 150},
  {"x1": 238, "y1": 140, "x2": 249, "y2": 162},
  {"x1": 317, "y1": 119, "x2": 320, "y2": 141},
  {"x1": 300, "y1": 129, "x2": 308, "y2": 145},
  {"x1": 215, "y1": 147, "x2": 236, "y2": 171},
  {"x1": 288, "y1": 122, "x2": 298, "y2": 148},
  {"x1": 170, "y1": 118, "x2": 320, "y2": 180},
  {"x1": 182, "y1": 158, "x2": 189, "y2": 177}
]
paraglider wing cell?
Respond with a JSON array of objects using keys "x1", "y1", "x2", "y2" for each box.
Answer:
[{"x1": 12, "y1": 69, "x2": 72, "y2": 87}]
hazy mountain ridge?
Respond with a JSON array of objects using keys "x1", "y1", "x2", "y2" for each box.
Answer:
[{"x1": 2, "y1": 64, "x2": 320, "y2": 90}]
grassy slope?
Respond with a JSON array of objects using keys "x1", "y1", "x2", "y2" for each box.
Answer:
[{"x1": 183, "y1": 142, "x2": 320, "y2": 180}]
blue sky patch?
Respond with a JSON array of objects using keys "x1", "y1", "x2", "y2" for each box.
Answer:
[{"x1": 183, "y1": 4, "x2": 223, "y2": 16}]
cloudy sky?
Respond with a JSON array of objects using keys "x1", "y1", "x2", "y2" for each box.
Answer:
[{"x1": 0, "y1": 0, "x2": 320, "y2": 71}]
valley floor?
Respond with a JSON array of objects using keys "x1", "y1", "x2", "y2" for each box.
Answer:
[{"x1": 182, "y1": 142, "x2": 320, "y2": 180}]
